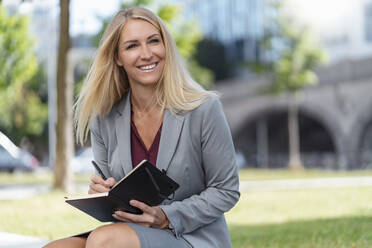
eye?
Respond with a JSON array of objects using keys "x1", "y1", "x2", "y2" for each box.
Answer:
[
  {"x1": 126, "y1": 43, "x2": 137, "y2": 50},
  {"x1": 150, "y1": 38, "x2": 160, "y2": 44}
]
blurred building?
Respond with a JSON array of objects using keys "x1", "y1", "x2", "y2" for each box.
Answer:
[
  {"x1": 287, "y1": 0, "x2": 372, "y2": 64},
  {"x1": 175, "y1": 0, "x2": 372, "y2": 170},
  {"x1": 171, "y1": 0, "x2": 264, "y2": 73},
  {"x1": 179, "y1": 0, "x2": 264, "y2": 64},
  {"x1": 179, "y1": 0, "x2": 372, "y2": 68}
]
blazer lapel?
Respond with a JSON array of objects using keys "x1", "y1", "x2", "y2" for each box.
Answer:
[
  {"x1": 157, "y1": 110, "x2": 185, "y2": 172},
  {"x1": 115, "y1": 94, "x2": 133, "y2": 177}
]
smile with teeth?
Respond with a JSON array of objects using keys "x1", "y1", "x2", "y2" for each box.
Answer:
[{"x1": 138, "y1": 62, "x2": 157, "y2": 71}]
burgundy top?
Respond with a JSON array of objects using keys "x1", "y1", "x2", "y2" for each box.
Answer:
[{"x1": 130, "y1": 116, "x2": 162, "y2": 168}]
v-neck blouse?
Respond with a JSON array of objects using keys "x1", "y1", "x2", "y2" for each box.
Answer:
[{"x1": 130, "y1": 117, "x2": 162, "y2": 169}]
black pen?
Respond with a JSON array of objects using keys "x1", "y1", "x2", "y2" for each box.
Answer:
[{"x1": 91, "y1": 160, "x2": 107, "y2": 180}]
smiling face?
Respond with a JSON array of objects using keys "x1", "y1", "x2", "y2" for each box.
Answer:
[{"x1": 116, "y1": 18, "x2": 166, "y2": 88}]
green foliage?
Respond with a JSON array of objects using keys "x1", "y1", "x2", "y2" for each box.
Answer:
[
  {"x1": 259, "y1": 1, "x2": 328, "y2": 93},
  {"x1": 90, "y1": 0, "x2": 214, "y2": 89},
  {"x1": 0, "y1": 6, "x2": 47, "y2": 143},
  {"x1": 157, "y1": 4, "x2": 179, "y2": 23}
]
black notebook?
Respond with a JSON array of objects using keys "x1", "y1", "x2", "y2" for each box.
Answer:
[{"x1": 65, "y1": 160, "x2": 179, "y2": 222}]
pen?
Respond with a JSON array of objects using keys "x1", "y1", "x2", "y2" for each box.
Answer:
[{"x1": 91, "y1": 160, "x2": 107, "y2": 180}]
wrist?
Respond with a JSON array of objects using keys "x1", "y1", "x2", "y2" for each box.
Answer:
[
  {"x1": 159, "y1": 207, "x2": 170, "y2": 229},
  {"x1": 163, "y1": 218, "x2": 170, "y2": 229}
]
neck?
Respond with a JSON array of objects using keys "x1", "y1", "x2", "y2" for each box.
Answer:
[{"x1": 130, "y1": 84, "x2": 158, "y2": 112}]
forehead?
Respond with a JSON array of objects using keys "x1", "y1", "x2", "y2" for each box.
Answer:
[{"x1": 120, "y1": 18, "x2": 160, "y2": 40}]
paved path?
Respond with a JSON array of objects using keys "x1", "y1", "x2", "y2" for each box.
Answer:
[
  {"x1": 0, "y1": 184, "x2": 88, "y2": 200},
  {"x1": 0, "y1": 232, "x2": 48, "y2": 248},
  {"x1": 0, "y1": 184, "x2": 50, "y2": 200},
  {"x1": 240, "y1": 176, "x2": 372, "y2": 191}
]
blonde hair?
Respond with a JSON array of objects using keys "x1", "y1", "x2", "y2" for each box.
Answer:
[{"x1": 74, "y1": 7, "x2": 216, "y2": 144}]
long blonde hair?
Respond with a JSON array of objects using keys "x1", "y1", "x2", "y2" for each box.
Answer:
[{"x1": 74, "y1": 7, "x2": 216, "y2": 144}]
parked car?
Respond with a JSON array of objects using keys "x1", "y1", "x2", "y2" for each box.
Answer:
[
  {"x1": 71, "y1": 147, "x2": 95, "y2": 174},
  {"x1": 0, "y1": 132, "x2": 39, "y2": 173}
]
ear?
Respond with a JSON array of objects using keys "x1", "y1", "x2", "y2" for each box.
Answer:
[
  {"x1": 115, "y1": 55, "x2": 123, "y2": 67},
  {"x1": 116, "y1": 60, "x2": 123, "y2": 67}
]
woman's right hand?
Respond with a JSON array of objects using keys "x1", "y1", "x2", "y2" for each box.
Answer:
[{"x1": 88, "y1": 174, "x2": 116, "y2": 194}]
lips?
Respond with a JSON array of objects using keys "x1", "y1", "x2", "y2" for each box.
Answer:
[{"x1": 138, "y1": 62, "x2": 157, "y2": 71}]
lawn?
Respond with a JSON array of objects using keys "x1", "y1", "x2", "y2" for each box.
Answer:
[
  {"x1": 1, "y1": 170, "x2": 372, "y2": 247},
  {"x1": 227, "y1": 187, "x2": 372, "y2": 247}
]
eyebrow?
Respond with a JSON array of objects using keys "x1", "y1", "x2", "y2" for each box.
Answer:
[{"x1": 123, "y1": 33, "x2": 161, "y2": 45}]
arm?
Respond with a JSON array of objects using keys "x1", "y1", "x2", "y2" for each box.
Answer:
[
  {"x1": 160, "y1": 98, "x2": 240, "y2": 236},
  {"x1": 89, "y1": 117, "x2": 116, "y2": 193},
  {"x1": 90, "y1": 116, "x2": 112, "y2": 178}
]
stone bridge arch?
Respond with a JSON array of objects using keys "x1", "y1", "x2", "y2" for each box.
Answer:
[
  {"x1": 349, "y1": 99, "x2": 372, "y2": 169},
  {"x1": 230, "y1": 98, "x2": 344, "y2": 169}
]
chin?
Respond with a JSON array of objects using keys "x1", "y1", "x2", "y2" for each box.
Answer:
[{"x1": 138, "y1": 77, "x2": 162, "y2": 86}]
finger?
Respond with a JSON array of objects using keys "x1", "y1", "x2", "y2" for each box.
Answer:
[
  {"x1": 89, "y1": 182, "x2": 110, "y2": 193},
  {"x1": 130, "y1": 200, "x2": 154, "y2": 215},
  {"x1": 112, "y1": 213, "x2": 150, "y2": 227},
  {"x1": 105, "y1": 177, "x2": 116, "y2": 187},
  {"x1": 88, "y1": 182, "x2": 105, "y2": 194},
  {"x1": 112, "y1": 213, "x2": 131, "y2": 222},
  {"x1": 88, "y1": 188, "x2": 100, "y2": 194},
  {"x1": 114, "y1": 210, "x2": 148, "y2": 223},
  {"x1": 90, "y1": 174, "x2": 106, "y2": 185}
]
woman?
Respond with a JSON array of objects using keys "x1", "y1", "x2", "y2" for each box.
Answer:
[{"x1": 44, "y1": 6, "x2": 239, "y2": 248}]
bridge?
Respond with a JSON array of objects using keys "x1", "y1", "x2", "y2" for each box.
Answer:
[{"x1": 218, "y1": 57, "x2": 372, "y2": 170}]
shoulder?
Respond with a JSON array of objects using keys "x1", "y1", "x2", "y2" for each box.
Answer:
[
  {"x1": 91, "y1": 94, "x2": 128, "y2": 131},
  {"x1": 192, "y1": 95, "x2": 223, "y2": 115},
  {"x1": 181, "y1": 95, "x2": 226, "y2": 129}
]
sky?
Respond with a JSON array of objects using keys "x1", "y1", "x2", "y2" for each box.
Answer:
[{"x1": 70, "y1": 0, "x2": 121, "y2": 35}]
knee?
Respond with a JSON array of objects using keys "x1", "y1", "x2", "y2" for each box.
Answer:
[
  {"x1": 42, "y1": 237, "x2": 85, "y2": 248},
  {"x1": 86, "y1": 225, "x2": 112, "y2": 248},
  {"x1": 86, "y1": 223, "x2": 140, "y2": 248}
]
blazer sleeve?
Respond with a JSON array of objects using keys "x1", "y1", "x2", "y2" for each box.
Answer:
[
  {"x1": 90, "y1": 116, "x2": 112, "y2": 179},
  {"x1": 159, "y1": 98, "x2": 240, "y2": 237}
]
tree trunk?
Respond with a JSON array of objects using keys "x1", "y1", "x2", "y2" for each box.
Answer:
[
  {"x1": 54, "y1": 0, "x2": 73, "y2": 191},
  {"x1": 257, "y1": 118, "x2": 269, "y2": 168},
  {"x1": 288, "y1": 92, "x2": 304, "y2": 170}
]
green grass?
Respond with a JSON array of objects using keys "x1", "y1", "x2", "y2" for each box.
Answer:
[
  {"x1": 1, "y1": 170, "x2": 372, "y2": 247},
  {"x1": 226, "y1": 187, "x2": 372, "y2": 247},
  {"x1": 0, "y1": 190, "x2": 102, "y2": 239},
  {"x1": 229, "y1": 216, "x2": 372, "y2": 248}
]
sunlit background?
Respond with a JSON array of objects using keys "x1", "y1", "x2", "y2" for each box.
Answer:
[{"x1": 1, "y1": 0, "x2": 372, "y2": 247}]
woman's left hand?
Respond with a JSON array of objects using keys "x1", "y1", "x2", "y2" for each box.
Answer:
[{"x1": 112, "y1": 200, "x2": 170, "y2": 229}]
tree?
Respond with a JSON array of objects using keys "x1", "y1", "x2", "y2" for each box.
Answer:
[
  {"x1": 0, "y1": 6, "x2": 47, "y2": 144},
  {"x1": 54, "y1": 0, "x2": 73, "y2": 191},
  {"x1": 91, "y1": 0, "x2": 214, "y2": 89},
  {"x1": 259, "y1": 1, "x2": 327, "y2": 169}
]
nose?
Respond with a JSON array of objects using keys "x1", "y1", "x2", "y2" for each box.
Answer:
[{"x1": 140, "y1": 45, "x2": 153, "y2": 60}]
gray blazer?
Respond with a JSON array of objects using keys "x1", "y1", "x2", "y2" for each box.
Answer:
[{"x1": 91, "y1": 92, "x2": 240, "y2": 248}]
